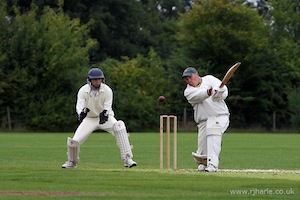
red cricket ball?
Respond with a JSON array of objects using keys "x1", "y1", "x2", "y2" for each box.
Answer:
[{"x1": 158, "y1": 96, "x2": 166, "y2": 102}]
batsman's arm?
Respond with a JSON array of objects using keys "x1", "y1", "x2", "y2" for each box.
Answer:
[
  {"x1": 76, "y1": 88, "x2": 86, "y2": 115},
  {"x1": 185, "y1": 87, "x2": 211, "y2": 104}
]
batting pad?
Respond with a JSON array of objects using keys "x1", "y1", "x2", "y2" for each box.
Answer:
[
  {"x1": 67, "y1": 137, "x2": 80, "y2": 163},
  {"x1": 113, "y1": 120, "x2": 133, "y2": 160}
]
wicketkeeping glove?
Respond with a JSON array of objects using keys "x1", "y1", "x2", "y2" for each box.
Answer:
[
  {"x1": 99, "y1": 110, "x2": 108, "y2": 124},
  {"x1": 78, "y1": 108, "x2": 90, "y2": 123}
]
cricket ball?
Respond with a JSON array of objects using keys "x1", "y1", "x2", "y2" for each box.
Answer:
[{"x1": 158, "y1": 96, "x2": 166, "y2": 102}]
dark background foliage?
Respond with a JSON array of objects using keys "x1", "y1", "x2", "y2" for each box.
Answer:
[{"x1": 1, "y1": 0, "x2": 300, "y2": 132}]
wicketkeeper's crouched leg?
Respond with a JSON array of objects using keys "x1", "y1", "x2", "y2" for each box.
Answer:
[
  {"x1": 62, "y1": 137, "x2": 80, "y2": 169},
  {"x1": 113, "y1": 120, "x2": 137, "y2": 168}
]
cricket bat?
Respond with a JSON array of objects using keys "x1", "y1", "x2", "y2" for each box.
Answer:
[{"x1": 219, "y1": 62, "x2": 241, "y2": 88}]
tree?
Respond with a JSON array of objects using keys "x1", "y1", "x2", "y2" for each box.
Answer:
[
  {"x1": 267, "y1": 0, "x2": 300, "y2": 129},
  {"x1": 6, "y1": 0, "x2": 188, "y2": 62},
  {"x1": 0, "y1": 2, "x2": 9, "y2": 97},
  {"x1": 288, "y1": 87, "x2": 300, "y2": 132},
  {"x1": 61, "y1": 0, "x2": 148, "y2": 61},
  {"x1": 176, "y1": 0, "x2": 286, "y2": 129},
  {"x1": 0, "y1": 3, "x2": 97, "y2": 130},
  {"x1": 94, "y1": 49, "x2": 174, "y2": 131}
]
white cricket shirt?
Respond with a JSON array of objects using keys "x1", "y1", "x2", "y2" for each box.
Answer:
[
  {"x1": 76, "y1": 83, "x2": 114, "y2": 118},
  {"x1": 184, "y1": 75, "x2": 229, "y2": 123}
]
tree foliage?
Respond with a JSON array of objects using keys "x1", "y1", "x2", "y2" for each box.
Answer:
[
  {"x1": 171, "y1": 0, "x2": 299, "y2": 130},
  {"x1": 0, "y1": 3, "x2": 97, "y2": 130},
  {"x1": 288, "y1": 87, "x2": 300, "y2": 131},
  {"x1": 177, "y1": 0, "x2": 267, "y2": 72},
  {"x1": 61, "y1": 0, "x2": 176, "y2": 61},
  {"x1": 94, "y1": 49, "x2": 174, "y2": 131},
  {"x1": 6, "y1": 0, "x2": 186, "y2": 62},
  {"x1": 267, "y1": 0, "x2": 300, "y2": 129},
  {"x1": 177, "y1": 0, "x2": 275, "y2": 128},
  {"x1": 1, "y1": 0, "x2": 300, "y2": 132}
]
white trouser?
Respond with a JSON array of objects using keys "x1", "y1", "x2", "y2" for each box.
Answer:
[
  {"x1": 206, "y1": 115, "x2": 229, "y2": 168},
  {"x1": 73, "y1": 116, "x2": 117, "y2": 144},
  {"x1": 67, "y1": 117, "x2": 133, "y2": 162},
  {"x1": 196, "y1": 115, "x2": 229, "y2": 167},
  {"x1": 66, "y1": 116, "x2": 117, "y2": 163},
  {"x1": 196, "y1": 122, "x2": 207, "y2": 156}
]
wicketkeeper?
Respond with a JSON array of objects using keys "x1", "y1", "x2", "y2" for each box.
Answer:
[
  {"x1": 182, "y1": 67, "x2": 230, "y2": 172},
  {"x1": 62, "y1": 68, "x2": 137, "y2": 169}
]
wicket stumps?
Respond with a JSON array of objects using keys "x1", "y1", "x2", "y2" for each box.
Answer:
[{"x1": 159, "y1": 115, "x2": 177, "y2": 170}]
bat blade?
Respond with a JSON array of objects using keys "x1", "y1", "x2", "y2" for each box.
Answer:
[{"x1": 219, "y1": 62, "x2": 241, "y2": 88}]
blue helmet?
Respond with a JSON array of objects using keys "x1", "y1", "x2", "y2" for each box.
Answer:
[{"x1": 87, "y1": 68, "x2": 105, "y2": 80}]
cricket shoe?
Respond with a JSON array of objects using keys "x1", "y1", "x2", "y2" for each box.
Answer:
[
  {"x1": 62, "y1": 161, "x2": 77, "y2": 169},
  {"x1": 205, "y1": 164, "x2": 218, "y2": 172},
  {"x1": 197, "y1": 164, "x2": 206, "y2": 172},
  {"x1": 124, "y1": 158, "x2": 137, "y2": 168}
]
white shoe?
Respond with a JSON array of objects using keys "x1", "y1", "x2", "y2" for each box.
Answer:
[
  {"x1": 197, "y1": 164, "x2": 206, "y2": 172},
  {"x1": 62, "y1": 161, "x2": 77, "y2": 169},
  {"x1": 124, "y1": 158, "x2": 137, "y2": 168},
  {"x1": 205, "y1": 164, "x2": 218, "y2": 172}
]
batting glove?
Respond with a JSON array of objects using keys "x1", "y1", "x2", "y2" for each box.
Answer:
[{"x1": 212, "y1": 87, "x2": 226, "y2": 102}]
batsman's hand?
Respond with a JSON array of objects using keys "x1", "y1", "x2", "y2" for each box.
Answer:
[
  {"x1": 78, "y1": 108, "x2": 90, "y2": 123},
  {"x1": 99, "y1": 110, "x2": 108, "y2": 124},
  {"x1": 212, "y1": 87, "x2": 226, "y2": 102},
  {"x1": 207, "y1": 87, "x2": 213, "y2": 96}
]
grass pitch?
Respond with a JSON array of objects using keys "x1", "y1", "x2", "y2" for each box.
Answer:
[{"x1": 0, "y1": 132, "x2": 299, "y2": 199}]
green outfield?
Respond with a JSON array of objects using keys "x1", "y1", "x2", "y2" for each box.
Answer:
[{"x1": 0, "y1": 132, "x2": 299, "y2": 199}]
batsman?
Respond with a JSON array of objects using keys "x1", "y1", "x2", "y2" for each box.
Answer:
[
  {"x1": 182, "y1": 65, "x2": 234, "y2": 172},
  {"x1": 62, "y1": 68, "x2": 137, "y2": 169}
]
